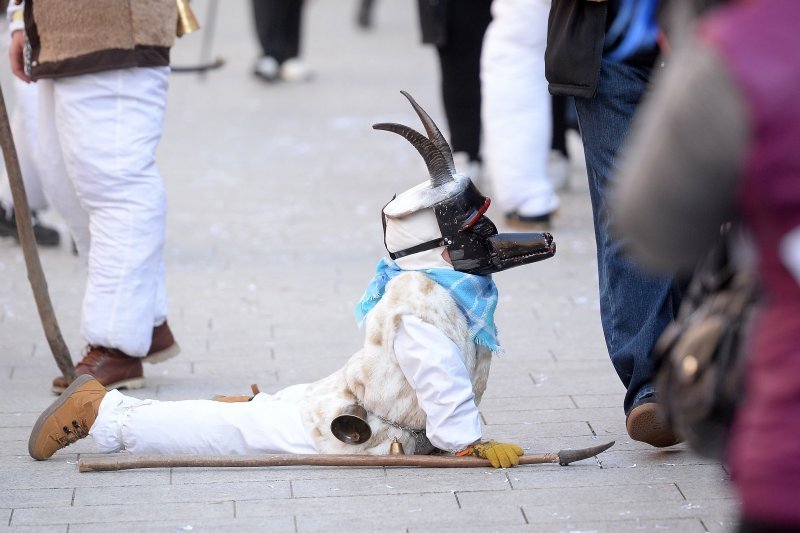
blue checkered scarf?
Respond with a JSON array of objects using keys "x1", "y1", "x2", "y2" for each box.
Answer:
[{"x1": 354, "y1": 257, "x2": 501, "y2": 352}]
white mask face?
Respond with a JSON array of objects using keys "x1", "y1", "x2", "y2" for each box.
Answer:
[{"x1": 384, "y1": 208, "x2": 453, "y2": 271}]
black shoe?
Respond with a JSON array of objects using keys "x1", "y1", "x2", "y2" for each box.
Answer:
[{"x1": 0, "y1": 205, "x2": 61, "y2": 247}]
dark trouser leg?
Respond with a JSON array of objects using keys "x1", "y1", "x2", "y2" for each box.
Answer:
[
  {"x1": 435, "y1": 0, "x2": 492, "y2": 160},
  {"x1": 574, "y1": 58, "x2": 682, "y2": 415},
  {"x1": 551, "y1": 94, "x2": 569, "y2": 157},
  {"x1": 251, "y1": 0, "x2": 303, "y2": 64}
]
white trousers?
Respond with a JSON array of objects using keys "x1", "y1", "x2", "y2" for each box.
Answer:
[
  {"x1": 35, "y1": 68, "x2": 170, "y2": 356},
  {"x1": 481, "y1": 0, "x2": 559, "y2": 217},
  {"x1": 0, "y1": 79, "x2": 50, "y2": 211},
  {"x1": 90, "y1": 385, "x2": 319, "y2": 455}
]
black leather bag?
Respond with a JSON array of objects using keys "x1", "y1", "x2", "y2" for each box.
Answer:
[{"x1": 652, "y1": 229, "x2": 759, "y2": 459}]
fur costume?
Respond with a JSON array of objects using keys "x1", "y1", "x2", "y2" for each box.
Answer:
[
  {"x1": 16, "y1": 0, "x2": 177, "y2": 79},
  {"x1": 301, "y1": 271, "x2": 492, "y2": 455}
]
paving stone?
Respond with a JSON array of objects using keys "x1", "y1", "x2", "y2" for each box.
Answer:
[
  {"x1": 68, "y1": 517, "x2": 296, "y2": 533},
  {"x1": 11, "y1": 501, "x2": 234, "y2": 528},
  {"x1": 73, "y1": 481, "x2": 292, "y2": 506},
  {"x1": 0, "y1": 488, "x2": 73, "y2": 509}
]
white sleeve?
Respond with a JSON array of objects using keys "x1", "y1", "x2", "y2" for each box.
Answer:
[
  {"x1": 394, "y1": 314, "x2": 482, "y2": 452},
  {"x1": 7, "y1": 2, "x2": 24, "y2": 34}
]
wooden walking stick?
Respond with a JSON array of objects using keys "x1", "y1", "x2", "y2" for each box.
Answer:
[
  {"x1": 0, "y1": 81, "x2": 75, "y2": 382},
  {"x1": 78, "y1": 442, "x2": 615, "y2": 472}
]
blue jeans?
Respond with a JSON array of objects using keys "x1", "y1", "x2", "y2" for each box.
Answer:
[{"x1": 574, "y1": 58, "x2": 682, "y2": 415}]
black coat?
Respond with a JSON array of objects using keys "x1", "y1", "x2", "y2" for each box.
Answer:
[
  {"x1": 545, "y1": 0, "x2": 609, "y2": 98},
  {"x1": 545, "y1": 0, "x2": 658, "y2": 98}
]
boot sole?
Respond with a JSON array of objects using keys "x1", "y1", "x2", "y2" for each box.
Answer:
[
  {"x1": 50, "y1": 376, "x2": 145, "y2": 395},
  {"x1": 626, "y1": 403, "x2": 682, "y2": 448},
  {"x1": 142, "y1": 342, "x2": 181, "y2": 364},
  {"x1": 30, "y1": 375, "x2": 95, "y2": 459}
]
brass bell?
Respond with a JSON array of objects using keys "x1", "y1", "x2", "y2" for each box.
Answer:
[
  {"x1": 331, "y1": 404, "x2": 372, "y2": 444},
  {"x1": 176, "y1": 0, "x2": 200, "y2": 37},
  {"x1": 389, "y1": 438, "x2": 405, "y2": 455}
]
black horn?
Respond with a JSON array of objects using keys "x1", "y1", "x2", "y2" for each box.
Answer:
[
  {"x1": 373, "y1": 123, "x2": 453, "y2": 187},
  {"x1": 400, "y1": 90, "x2": 456, "y2": 174}
]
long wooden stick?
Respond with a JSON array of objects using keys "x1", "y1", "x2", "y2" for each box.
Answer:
[
  {"x1": 0, "y1": 82, "x2": 75, "y2": 382},
  {"x1": 80, "y1": 453, "x2": 556, "y2": 472},
  {"x1": 78, "y1": 442, "x2": 614, "y2": 472}
]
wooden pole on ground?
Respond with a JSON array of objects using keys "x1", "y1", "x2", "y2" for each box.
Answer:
[{"x1": 78, "y1": 442, "x2": 614, "y2": 472}]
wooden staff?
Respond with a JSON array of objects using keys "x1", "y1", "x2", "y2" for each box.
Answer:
[
  {"x1": 78, "y1": 442, "x2": 615, "y2": 472},
  {"x1": 0, "y1": 81, "x2": 75, "y2": 382}
]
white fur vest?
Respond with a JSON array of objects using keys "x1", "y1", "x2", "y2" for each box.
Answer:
[{"x1": 296, "y1": 271, "x2": 492, "y2": 455}]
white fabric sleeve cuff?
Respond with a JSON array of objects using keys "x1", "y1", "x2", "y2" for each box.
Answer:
[
  {"x1": 394, "y1": 314, "x2": 482, "y2": 452},
  {"x1": 7, "y1": 2, "x2": 24, "y2": 34}
]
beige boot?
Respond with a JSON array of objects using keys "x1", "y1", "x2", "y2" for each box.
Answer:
[{"x1": 29, "y1": 375, "x2": 107, "y2": 460}]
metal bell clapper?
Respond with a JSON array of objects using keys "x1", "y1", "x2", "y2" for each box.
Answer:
[{"x1": 330, "y1": 405, "x2": 372, "y2": 444}]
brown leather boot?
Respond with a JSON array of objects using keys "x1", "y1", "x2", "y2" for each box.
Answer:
[
  {"x1": 29, "y1": 375, "x2": 106, "y2": 460},
  {"x1": 142, "y1": 321, "x2": 181, "y2": 364},
  {"x1": 626, "y1": 401, "x2": 683, "y2": 448},
  {"x1": 51, "y1": 346, "x2": 144, "y2": 394}
]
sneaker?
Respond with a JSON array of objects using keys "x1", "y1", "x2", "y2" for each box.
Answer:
[
  {"x1": 253, "y1": 56, "x2": 279, "y2": 82},
  {"x1": 279, "y1": 58, "x2": 314, "y2": 83},
  {"x1": 0, "y1": 205, "x2": 61, "y2": 247},
  {"x1": 29, "y1": 375, "x2": 106, "y2": 460},
  {"x1": 626, "y1": 400, "x2": 682, "y2": 448},
  {"x1": 51, "y1": 346, "x2": 144, "y2": 394},
  {"x1": 142, "y1": 321, "x2": 181, "y2": 364},
  {"x1": 505, "y1": 211, "x2": 554, "y2": 231}
]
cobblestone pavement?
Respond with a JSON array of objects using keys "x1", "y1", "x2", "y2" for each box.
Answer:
[{"x1": 0, "y1": 1, "x2": 737, "y2": 531}]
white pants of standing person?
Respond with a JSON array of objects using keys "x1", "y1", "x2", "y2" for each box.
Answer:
[
  {"x1": 480, "y1": 0, "x2": 558, "y2": 219},
  {"x1": 34, "y1": 67, "x2": 170, "y2": 357},
  {"x1": 0, "y1": 78, "x2": 49, "y2": 211}
]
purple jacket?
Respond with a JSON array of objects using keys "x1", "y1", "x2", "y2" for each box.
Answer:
[{"x1": 703, "y1": 0, "x2": 800, "y2": 524}]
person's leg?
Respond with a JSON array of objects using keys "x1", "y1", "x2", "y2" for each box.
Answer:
[
  {"x1": 574, "y1": 58, "x2": 682, "y2": 425},
  {"x1": 53, "y1": 67, "x2": 169, "y2": 357},
  {"x1": 252, "y1": 0, "x2": 276, "y2": 58},
  {"x1": 29, "y1": 377, "x2": 318, "y2": 459},
  {"x1": 35, "y1": 79, "x2": 91, "y2": 257},
  {"x1": 436, "y1": 0, "x2": 492, "y2": 162},
  {"x1": 481, "y1": 0, "x2": 557, "y2": 221},
  {"x1": 356, "y1": 0, "x2": 375, "y2": 29},
  {"x1": 252, "y1": 0, "x2": 300, "y2": 64},
  {"x1": 280, "y1": 0, "x2": 303, "y2": 63},
  {"x1": 91, "y1": 386, "x2": 318, "y2": 455},
  {"x1": 0, "y1": 78, "x2": 61, "y2": 246},
  {"x1": 551, "y1": 94, "x2": 568, "y2": 157}
]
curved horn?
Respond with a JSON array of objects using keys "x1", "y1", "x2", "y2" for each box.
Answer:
[
  {"x1": 400, "y1": 90, "x2": 456, "y2": 174},
  {"x1": 373, "y1": 123, "x2": 453, "y2": 187}
]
